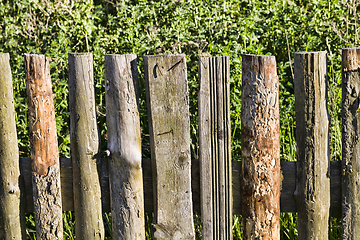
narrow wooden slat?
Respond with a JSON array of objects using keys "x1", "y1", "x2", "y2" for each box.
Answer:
[
  {"x1": 199, "y1": 57, "x2": 213, "y2": 239},
  {"x1": 104, "y1": 54, "x2": 145, "y2": 239},
  {"x1": 294, "y1": 51, "x2": 330, "y2": 239},
  {"x1": 24, "y1": 54, "x2": 63, "y2": 239},
  {"x1": 144, "y1": 54, "x2": 195, "y2": 239},
  {"x1": 199, "y1": 56, "x2": 232, "y2": 240},
  {"x1": 241, "y1": 54, "x2": 280, "y2": 239},
  {"x1": 341, "y1": 47, "x2": 360, "y2": 239},
  {"x1": 68, "y1": 53, "x2": 104, "y2": 239},
  {"x1": 0, "y1": 53, "x2": 26, "y2": 239}
]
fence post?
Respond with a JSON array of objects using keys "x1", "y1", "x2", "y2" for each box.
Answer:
[
  {"x1": 104, "y1": 54, "x2": 145, "y2": 239},
  {"x1": 24, "y1": 54, "x2": 63, "y2": 239},
  {"x1": 144, "y1": 54, "x2": 195, "y2": 239},
  {"x1": 341, "y1": 47, "x2": 360, "y2": 239},
  {"x1": 241, "y1": 54, "x2": 280, "y2": 239},
  {"x1": 68, "y1": 53, "x2": 104, "y2": 239},
  {"x1": 198, "y1": 56, "x2": 232, "y2": 240},
  {"x1": 0, "y1": 53, "x2": 26, "y2": 239},
  {"x1": 294, "y1": 51, "x2": 330, "y2": 239}
]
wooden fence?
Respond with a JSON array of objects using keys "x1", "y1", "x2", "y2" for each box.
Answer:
[{"x1": 0, "y1": 49, "x2": 358, "y2": 239}]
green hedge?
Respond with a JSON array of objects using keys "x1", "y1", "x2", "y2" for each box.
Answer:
[{"x1": 0, "y1": 0, "x2": 353, "y2": 168}]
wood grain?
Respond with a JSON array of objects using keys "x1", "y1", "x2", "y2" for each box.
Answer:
[
  {"x1": 104, "y1": 54, "x2": 145, "y2": 239},
  {"x1": 294, "y1": 51, "x2": 330, "y2": 240},
  {"x1": 68, "y1": 53, "x2": 104, "y2": 239},
  {"x1": 144, "y1": 54, "x2": 195, "y2": 239},
  {"x1": 25, "y1": 54, "x2": 63, "y2": 239}
]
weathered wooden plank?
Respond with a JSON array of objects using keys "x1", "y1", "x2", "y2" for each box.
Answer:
[
  {"x1": 144, "y1": 54, "x2": 195, "y2": 239},
  {"x1": 198, "y1": 56, "x2": 213, "y2": 240},
  {"x1": 104, "y1": 54, "x2": 145, "y2": 239},
  {"x1": 0, "y1": 53, "x2": 26, "y2": 239},
  {"x1": 198, "y1": 56, "x2": 232, "y2": 240},
  {"x1": 241, "y1": 54, "x2": 280, "y2": 239},
  {"x1": 341, "y1": 47, "x2": 360, "y2": 239},
  {"x1": 68, "y1": 53, "x2": 104, "y2": 239},
  {"x1": 24, "y1": 54, "x2": 63, "y2": 239},
  {"x1": 20, "y1": 158, "x2": 343, "y2": 217},
  {"x1": 294, "y1": 51, "x2": 330, "y2": 239}
]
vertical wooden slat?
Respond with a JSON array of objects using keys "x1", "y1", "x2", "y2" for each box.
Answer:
[
  {"x1": 294, "y1": 51, "x2": 330, "y2": 239},
  {"x1": 144, "y1": 54, "x2": 195, "y2": 239},
  {"x1": 199, "y1": 57, "x2": 213, "y2": 239},
  {"x1": 24, "y1": 54, "x2": 63, "y2": 239},
  {"x1": 199, "y1": 56, "x2": 232, "y2": 240},
  {"x1": 104, "y1": 54, "x2": 145, "y2": 239},
  {"x1": 241, "y1": 54, "x2": 280, "y2": 239},
  {"x1": 0, "y1": 53, "x2": 26, "y2": 239},
  {"x1": 68, "y1": 53, "x2": 104, "y2": 239},
  {"x1": 342, "y1": 47, "x2": 360, "y2": 239}
]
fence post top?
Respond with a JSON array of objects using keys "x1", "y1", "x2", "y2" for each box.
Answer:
[
  {"x1": 144, "y1": 54, "x2": 186, "y2": 58},
  {"x1": 68, "y1": 52, "x2": 92, "y2": 57},
  {"x1": 294, "y1": 51, "x2": 327, "y2": 55}
]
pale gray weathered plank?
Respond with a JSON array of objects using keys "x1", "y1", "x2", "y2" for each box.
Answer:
[
  {"x1": 199, "y1": 56, "x2": 232, "y2": 240},
  {"x1": 144, "y1": 54, "x2": 195, "y2": 239}
]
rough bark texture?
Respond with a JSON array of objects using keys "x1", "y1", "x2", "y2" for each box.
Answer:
[
  {"x1": 241, "y1": 54, "x2": 280, "y2": 240},
  {"x1": 294, "y1": 51, "x2": 330, "y2": 240},
  {"x1": 198, "y1": 56, "x2": 232, "y2": 240},
  {"x1": 342, "y1": 47, "x2": 360, "y2": 239},
  {"x1": 68, "y1": 53, "x2": 104, "y2": 239},
  {"x1": 24, "y1": 54, "x2": 63, "y2": 239},
  {"x1": 144, "y1": 54, "x2": 195, "y2": 239},
  {"x1": 0, "y1": 53, "x2": 26, "y2": 239},
  {"x1": 104, "y1": 54, "x2": 145, "y2": 239}
]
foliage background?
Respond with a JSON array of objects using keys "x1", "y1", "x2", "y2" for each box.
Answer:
[{"x1": 1, "y1": 0, "x2": 357, "y2": 238}]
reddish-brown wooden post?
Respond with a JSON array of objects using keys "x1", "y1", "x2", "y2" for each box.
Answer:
[
  {"x1": 68, "y1": 53, "x2": 104, "y2": 239},
  {"x1": 241, "y1": 54, "x2": 280, "y2": 239},
  {"x1": 0, "y1": 53, "x2": 26, "y2": 239},
  {"x1": 294, "y1": 51, "x2": 330, "y2": 240},
  {"x1": 24, "y1": 54, "x2": 63, "y2": 239},
  {"x1": 104, "y1": 54, "x2": 145, "y2": 239}
]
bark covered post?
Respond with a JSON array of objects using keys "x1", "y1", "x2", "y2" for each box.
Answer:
[
  {"x1": 198, "y1": 56, "x2": 232, "y2": 240},
  {"x1": 341, "y1": 47, "x2": 360, "y2": 239},
  {"x1": 144, "y1": 54, "x2": 195, "y2": 239},
  {"x1": 68, "y1": 53, "x2": 104, "y2": 239},
  {"x1": 24, "y1": 54, "x2": 63, "y2": 239},
  {"x1": 241, "y1": 54, "x2": 280, "y2": 239},
  {"x1": 104, "y1": 54, "x2": 145, "y2": 239},
  {"x1": 0, "y1": 53, "x2": 26, "y2": 239},
  {"x1": 294, "y1": 51, "x2": 330, "y2": 239}
]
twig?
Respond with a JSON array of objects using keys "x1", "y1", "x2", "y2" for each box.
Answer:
[{"x1": 285, "y1": 30, "x2": 294, "y2": 80}]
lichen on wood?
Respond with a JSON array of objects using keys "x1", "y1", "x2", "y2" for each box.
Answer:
[
  {"x1": 0, "y1": 53, "x2": 26, "y2": 239},
  {"x1": 241, "y1": 54, "x2": 280, "y2": 240},
  {"x1": 144, "y1": 54, "x2": 195, "y2": 239},
  {"x1": 68, "y1": 53, "x2": 104, "y2": 239}
]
